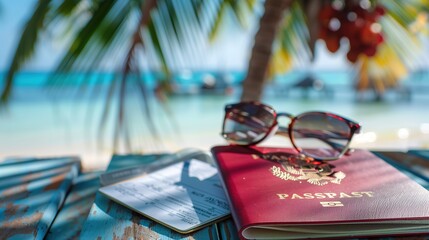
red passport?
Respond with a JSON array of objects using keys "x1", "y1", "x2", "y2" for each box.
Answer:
[{"x1": 211, "y1": 146, "x2": 429, "y2": 239}]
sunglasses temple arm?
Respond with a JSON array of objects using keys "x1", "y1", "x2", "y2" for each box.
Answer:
[
  {"x1": 273, "y1": 113, "x2": 293, "y2": 137},
  {"x1": 326, "y1": 139, "x2": 346, "y2": 152},
  {"x1": 313, "y1": 136, "x2": 345, "y2": 152}
]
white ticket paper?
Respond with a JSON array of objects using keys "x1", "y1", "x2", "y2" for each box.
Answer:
[{"x1": 99, "y1": 159, "x2": 230, "y2": 233}]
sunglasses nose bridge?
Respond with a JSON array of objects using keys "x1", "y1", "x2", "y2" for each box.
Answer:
[
  {"x1": 275, "y1": 112, "x2": 293, "y2": 129},
  {"x1": 276, "y1": 112, "x2": 294, "y2": 119},
  {"x1": 273, "y1": 113, "x2": 294, "y2": 140}
]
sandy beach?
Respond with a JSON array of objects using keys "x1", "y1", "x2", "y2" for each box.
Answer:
[{"x1": 1, "y1": 87, "x2": 428, "y2": 170}]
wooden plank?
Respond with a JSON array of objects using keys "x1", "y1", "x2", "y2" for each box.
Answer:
[
  {"x1": 408, "y1": 149, "x2": 429, "y2": 160},
  {"x1": 105, "y1": 154, "x2": 170, "y2": 172},
  {"x1": 0, "y1": 157, "x2": 80, "y2": 180},
  {"x1": 0, "y1": 157, "x2": 80, "y2": 240},
  {"x1": 80, "y1": 154, "x2": 221, "y2": 240},
  {"x1": 46, "y1": 171, "x2": 102, "y2": 240},
  {"x1": 216, "y1": 219, "x2": 239, "y2": 240}
]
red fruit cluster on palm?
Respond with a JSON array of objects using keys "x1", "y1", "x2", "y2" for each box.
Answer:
[{"x1": 318, "y1": 1, "x2": 385, "y2": 63}]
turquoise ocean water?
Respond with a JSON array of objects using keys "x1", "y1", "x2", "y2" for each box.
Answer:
[{"x1": 1, "y1": 71, "x2": 428, "y2": 169}]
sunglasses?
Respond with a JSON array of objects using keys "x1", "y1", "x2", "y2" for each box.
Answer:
[{"x1": 221, "y1": 102, "x2": 361, "y2": 161}]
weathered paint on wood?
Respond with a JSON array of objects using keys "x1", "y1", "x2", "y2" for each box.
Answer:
[
  {"x1": 0, "y1": 157, "x2": 80, "y2": 240},
  {"x1": 106, "y1": 154, "x2": 171, "y2": 172},
  {"x1": 6, "y1": 151, "x2": 427, "y2": 239},
  {"x1": 216, "y1": 219, "x2": 239, "y2": 240},
  {"x1": 46, "y1": 171, "x2": 101, "y2": 240},
  {"x1": 80, "y1": 154, "x2": 225, "y2": 239},
  {"x1": 409, "y1": 149, "x2": 429, "y2": 160}
]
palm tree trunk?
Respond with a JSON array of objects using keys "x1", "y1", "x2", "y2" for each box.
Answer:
[
  {"x1": 240, "y1": 0, "x2": 292, "y2": 101},
  {"x1": 303, "y1": 0, "x2": 325, "y2": 60}
]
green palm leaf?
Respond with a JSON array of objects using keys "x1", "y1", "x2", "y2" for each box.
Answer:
[
  {"x1": 1, "y1": 0, "x2": 52, "y2": 103},
  {"x1": 270, "y1": 1, "x2": 311, "y2": 77}
]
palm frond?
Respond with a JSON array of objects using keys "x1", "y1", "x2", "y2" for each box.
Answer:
[
  {"x1": 207, "y1": 1, "x2": 228, "y2": 42},
  {"x1": 268, "y1": 1, "x2": 311, "y2": 79},
  {"x1": 381, "y1": 0, "x2": 421, "y2": 27},
  {"x1": 1, "y1": 0, "x2": 52, "y2": 103},
  {"x1": 49, "y1": 1, "x2": 119, "y2": 76},
  {"x1": 228, "y1": 0, "x2": 254, "y2": 29},
  {"x1": 380, "y1": 14, "x2": 421, "y2": 68},
  {"x1": 52, "y1": 0, "x2": 83, "y2": 17},
  {"x1": 355, "y1": 44, "x2": 407, "y2": 93},
  {"x1": 199, "y1": 0, "x2": 257, "y2": 42}
]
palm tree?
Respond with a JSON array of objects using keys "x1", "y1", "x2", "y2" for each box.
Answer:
[{"x1": 240, "y1": 0, "x2": 292, "y2": 101}]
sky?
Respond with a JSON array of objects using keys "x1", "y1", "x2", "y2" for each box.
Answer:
[{"x1": 0, "y1": 0, "x2": 349, "y2": 72}]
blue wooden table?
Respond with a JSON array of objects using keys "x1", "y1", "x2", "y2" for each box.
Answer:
[
  {"x1": 1, "y1": 150, "x2": 428, "y2": 239},
  {"x1": 0, "y1": 157, "x2": 81, "y2": 239}
]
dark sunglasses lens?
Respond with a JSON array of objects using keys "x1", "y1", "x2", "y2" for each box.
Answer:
[
  {"x1": 291, "y1": 113, "x2": 351, "y2": 159},
  {"x1": 223, "y1": 104, "x2": 275, "y2": 145}
]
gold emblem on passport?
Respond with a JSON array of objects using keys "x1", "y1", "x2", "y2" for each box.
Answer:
[
  {"x1": 254, "y1": 153, "x2": 346, "y2": 186},
  {"x1": 320, "y1": 201, "x2": 344, "y2": 207}
]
